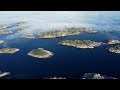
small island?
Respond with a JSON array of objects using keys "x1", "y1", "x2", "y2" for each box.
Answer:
[
  {"x1": 0, "y1": 48, "x2": 19, "y2": 54},
  {"x1": 21, "y1": 34, "x2": 35, "y2": 39},
  {"x1": 0, "y1": 71, "x2": 10, "y2": 78},
  {"x1": 28, "y1": 48, "x2": 54, "y2": 58},
  {"x1": 0, "y1": 30, "x2": 13, "y2": 34},
  {"x1": 106, "y1": 40, "x2": 120, "y2": 44},
  {"x1": 82, "y1": 73, "x2": 117, "y2": 79},
  {"x1": 59, "y1": 40, "x2": 102, "y2": 48},
  {"x1": 0, "y1": 40, "x2": 4, "y2": 44},
  {"x1": 44, "y1": 77, "x2": 66, "y2": 79},
  {"x1": 37, "y1": 29, "x2": 80, "y2": 39},
  {"x1": 107, "y1": 45, "x2": 120, "y2": 54},
  {"x1": 16, "y1": 21, "x2": 28, "y2": 26},
  {"x1": 79, "y1": 27, "x2": 97, "y2": 33},
  {"x1": 17, "y1": 27, "x2": 26, "y2": 32}
]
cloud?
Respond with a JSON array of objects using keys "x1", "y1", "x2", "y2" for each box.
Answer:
[{"x1": 0, "y1": 11, "x2": 120, "y2": 40}]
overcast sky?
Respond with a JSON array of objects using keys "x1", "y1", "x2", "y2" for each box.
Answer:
[{"x1": 0, "y1": 11, "x2": 120, "y2": 30}]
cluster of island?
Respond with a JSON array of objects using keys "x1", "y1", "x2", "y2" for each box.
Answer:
[
  {"x1": 0, "y1": 72, "x2": 117, "y2": 79},
  {"x1": 0, "y1": 22, "x2": 120, "y2": 79},
  {"x1": 0, "y1": 21, "x2": 28, "y2": 34},
  {"x1": 0, "y1": 39, "x2": 120, "y2": 57},
  {"x1": 0, "y1": 24, "x2": 120, "y2": 56},
  {"x1": 43, "y1": 73, "x2": 117, "y2": 79}
]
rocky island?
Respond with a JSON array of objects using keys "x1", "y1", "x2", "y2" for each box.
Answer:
[
  {"x1": 0, "y1": 40, "x2": 4, "y2": 44},
  {"x1": 0, "y1": 30, "x2": 13, "y2": 34},
  {"x1": 16, "y1": 21, "x2": 28, "y2": 26},
  {"x1": 37, "y1": 29, "x2": 80, "y2": 39},
  {"x1": 44, "y1": 77, "x2": 66, "y2": 79},
  {"x1": 107, "y1": 45, "x2": 120, "y2": 54},
  {"x1": 28, "y1": 48, "x2": 54, "y2": 58},
  {"x1": 106, "y1": 40, "x2": 120, "y2": 44},
  {"x1": 0, "y1": 24, "x2": 12, "y2": 30},
  {"x1": 37, "y1": 27, "x2": 97, "y2": 39},
  {"x1": 0, "y1": 71, "x2": 10, "y2": 78},
  {"x1": 59, "y1": 40, "x2": 102, "y2": 48},
  {"x1": 17, "y1": 27, "x2": 26, "y2": 32},
  {"x1": 82, "y1": 73, "x2": 117, "y2": 79},
  {"x1": 21, "y1": 34, "x2": 35, "y2": 39},
  {"x1": 0, "y1": 48, "x2": 19, "y2": 54}
]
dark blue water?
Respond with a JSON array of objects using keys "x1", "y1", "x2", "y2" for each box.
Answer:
[{"x1": 0, "y1": 31, "x2": 120, "y2": 79}]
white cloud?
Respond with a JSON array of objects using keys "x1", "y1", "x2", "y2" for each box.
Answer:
[{"x1": 0, "y1": 11, "x2": 120, "y2": 40}]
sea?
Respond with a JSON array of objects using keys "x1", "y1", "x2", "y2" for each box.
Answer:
[{"x1": 0, "y1": 11, "x2": 120, "y2": 79}]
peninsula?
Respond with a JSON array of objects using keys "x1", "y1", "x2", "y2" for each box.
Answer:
[
  {"x1": 37, "y1": 29, "x2": 80, "y2": 38},
  {"x1": 59, "y1": 40, "x2": 102, "y2": 48},
  {"x1": 0, "y1": 48, "x2": 19, "y2": 54},
  {"x1": 28, "y1": 48, "x2": 54, "y2": 58}
]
